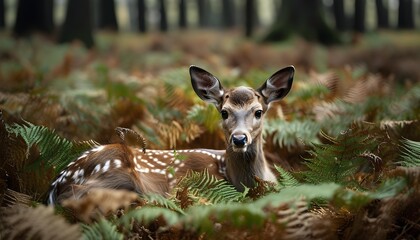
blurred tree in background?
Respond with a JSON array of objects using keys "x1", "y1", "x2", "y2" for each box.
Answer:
[
  {"x1": 398, "y1": 0, "x2": 415, "y2": 29},
  {"x1": 333, "y1": 0, "x2": 347, "y2": 31},
  {"x1": 13, "y1": 0, "x2": 54, "y2": 37},
  {"x1": 137, "y1": 0, "x2": 147, "y2": 33},
  {"x1": 178, "y1": 0, "x2": 187, "y2": 29},
  {"x1": 264, "y1": 0, "x2": 341, "y2": 45},
  {"x1": 97, "y1": 0, "x2": 118, "y2": 31},
  {"x1": 376, "y1": 0, "x2": 389, "y2": 29},
  {"x1": 3, "y1": 0, "x2": 419, "y2": 47},
  {"x1": 58, "y1": 0, "x2": 94, "y2": 48},
  {"x1": 354, "y1": 0, "x2": 366, "y2": 33},
  {"x1": 222, "y1": 0, "x2": 235, "y2": 29},
  {"x1": 159, "y1": 0, "x2": 168, "y2": 32},
  {"x1": 0, "y1": 0, "x2": 5, "y2": 29}
]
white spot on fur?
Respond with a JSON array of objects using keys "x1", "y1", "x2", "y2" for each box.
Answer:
[
  {"x1": 92, "y1": 164, "x2": 101, "y2": 174},
  {"x1": 102, "y1": 160, "x2": 111, "y2": 172},
  {"x1": 91, "y1": 146, "x2": 105, "y2": 152},
  {"x1": 114, "y1": 159, "x2": 122, "y2": 168},
  {"x1": 72, "y1": 170, "x2": 80, "y2": 180},
  {"x1": 153, "y1": 158, "x2": 167, "y2": 166}
]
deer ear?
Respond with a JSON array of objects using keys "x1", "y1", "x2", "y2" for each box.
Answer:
[
  {"x1": 190, "y1": 66, "x2": 224, "y2": 106},
  {"x1": 257, "y1": 66, "x2": 294, "y2": 104}
]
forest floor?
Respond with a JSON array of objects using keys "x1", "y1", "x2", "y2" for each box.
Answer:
[{"x1": 0, "y1": 30, "x2": 420, "y2": 239}]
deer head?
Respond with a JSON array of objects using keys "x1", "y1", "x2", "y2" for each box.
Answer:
[
  {"x1": 190, "y1": 66, "x2": 295, "y2": 190},
  {"x1": 190, "y1": 65, "x2": 294, "y2": 152}
]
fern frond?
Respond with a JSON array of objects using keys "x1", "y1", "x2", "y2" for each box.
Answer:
[
  {"x1": 333, "y1": 177, "x2": 407, "y2": 210},
  {"x1": 6, "y1": 121, "x2": 73, "y2": 172},
  {"x1": 187, "y1": 104, "x2": 221, "y2": 132},
  {"x1": 82, "y1": 218, "x2": 123, "y2": 240},
  {"x1": 142, "y1": 193, "x2": 184, "y2": 214},
  {"x1": 303, "y1": 128, "x2": 378, "y2": 186},
  {"x1": 287, "y1": 81, "x2": 330, "y2": 103},
  {"x1": 119, "y1": 206, "x2": 181, "y2": 228},
  {"x1": 62, "y1": 189, "x2": 139, "y2": 223},
  {"x1": 183, "y1": 203, "x2": 266, "y2": 233},
  {"x1": 264, "y1": 119, "x2": 321, "y2": 150},
  {"x1": 6, "y1": 121, "x2": 98, "y2": 173},
  {"x1": 2, "y1": 188, "x2": 32, "y2": 207},
  {"x1": 176, "y1": 170, "x2": 244, "y2": 205},
  {"x1": 0, "y1": 205, "x2": 81, "y2": 240},
  {"x1": 274, "y1": 165, "x2": 300, "y2": 188},
  {"x1": 398, "y1": 139, "x2": 420, "y2": 167},
  {"x1": 255, "y1": 183, "x2": 341, "y2": 208}
]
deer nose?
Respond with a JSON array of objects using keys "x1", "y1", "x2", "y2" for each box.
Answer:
[{"x1": 232, "y1": 134, "x2": 247, "y2": 147}]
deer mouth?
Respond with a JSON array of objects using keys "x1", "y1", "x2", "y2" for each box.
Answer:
[
  {"x1": 230, "y1": 134, "x2": 249, "y2": 152},
  {"x1": 231, "y1": 145, "x2": 248, "y2": 153}
]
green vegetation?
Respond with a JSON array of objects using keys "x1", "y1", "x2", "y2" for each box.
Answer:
[{"x1": 1, "y1": 31, "x2": 420, "y2": 239}]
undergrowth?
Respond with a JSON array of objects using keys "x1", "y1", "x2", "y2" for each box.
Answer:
[{"x1": 1, "y1": 32, "x2": 420, "y2": 239}]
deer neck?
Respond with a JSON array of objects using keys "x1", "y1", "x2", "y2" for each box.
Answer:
[{"x1": 224, "y1": 135, "x2": 273, "y2": 191}]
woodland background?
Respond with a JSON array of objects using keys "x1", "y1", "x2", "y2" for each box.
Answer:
[{"x1": 0, "y1": 0, "x2": 420, "y2": 239}]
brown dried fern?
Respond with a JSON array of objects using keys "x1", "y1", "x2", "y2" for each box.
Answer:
[
  {"x1": 0, "y1": 205, "x2": 81, "y2": 240},
  {"x1": 62, "y1": 188, "x2": 140, "y2": 223}
]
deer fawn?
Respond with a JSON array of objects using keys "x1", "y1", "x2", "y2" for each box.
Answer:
[{"x1": 47, "y1": 65, "x2": 295, "y2": 205}]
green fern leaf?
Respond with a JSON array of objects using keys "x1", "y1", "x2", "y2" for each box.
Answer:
[
  {"x1": 274, "y1": 165, "x2": 300, "y2": 188},
  {"x1": 6, "y1": 121, "x2": 98, "y2": 173},
  {"x1": 333, "y1": 177, "x2": 407, "y2": 210},
  {"x1": 119, "y1": 206, "x2": 181, "y2": 228},
  {"x1": 183, "y1": 203, "x2": 266, "y2": 233},
  {"x1": 187, "y1": 104, "x2": 220, "y2": 132},
  {"x1": 177, "y1": 170, "x2": 244, "y2": 204},
  {"x1": 82, "y1": 218, "x2": 123, "y2": 240},
  {"x1": 255, "y1": 183, "x2": 341, "y2": 208},
  {"x1": 264, "y1": 119, "x2": 321, "y2": 150},
  {"x1": 142, "y1": 193, "x2": 185, "y2": 214},
  {"x1": 398, "y1": 139, "x2": 420, "y2": 167},
  {"x1": 303, "y1": 129, "x2": 377, "y2": 186}
]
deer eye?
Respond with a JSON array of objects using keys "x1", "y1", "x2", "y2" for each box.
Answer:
[
  {"x1": 221, "y1": 110, "x2": 229, "y2": 120},
  {"x1": 255, "y1": 110, "x2": 263, "y2": 119}
]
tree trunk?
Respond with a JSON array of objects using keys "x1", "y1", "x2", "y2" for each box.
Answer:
[
  {"x1": 333, "y1": 0, "x2": 347, "y2": 31},
  {"x1": 375, "y1": 0, "x2": 389, "y2": 29},
  {"x1": 354, "y1": 0, "x2": 366, "y2": 33},
  {"x1": 245, "y1": 0, "x2": 254, "y2": 37},
  {"x1": 13, "y1": 0, "x2": 54, "y2": 37},
  {"x1": 264, "y1": 0, "x2": 341, "y2": 45},
  {"x1": 398, "y1": 0, "x2": 414, "y2": 29},
  {"x1": 137, "y1": 0, "x2": 147, "y2": 33},
  {"x1": 0, "y1": 0, "x2": 5, "y2": 29},
  {"x1": 159, "y1": 0, "x2": 168, "y2": 31},
  {"x1": 197, "y1": 0, "x2": 208, "y2": 28},
  {"x1": 179, "y1": 0, "x2": 187, "y2": 29},
  {"x1": 222, "y1": 0, "x2": 235, "y2": 29},
  {"x1": 58, "y1": 0, "x2": 94, "y2": 48},
  {"x1": 98, "y1": 0, "x2": 118, "y2": 31}
]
